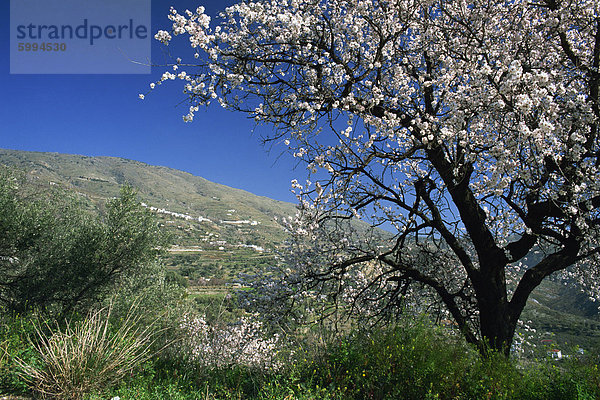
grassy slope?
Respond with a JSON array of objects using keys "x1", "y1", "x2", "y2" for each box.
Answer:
[{"x1": 524, "y1": 279, "x2": 600, "y2": 352}]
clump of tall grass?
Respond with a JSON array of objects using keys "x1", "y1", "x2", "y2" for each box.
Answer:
[{"x1": 17, "y1": 304, "x2": 159, "y2": 400}]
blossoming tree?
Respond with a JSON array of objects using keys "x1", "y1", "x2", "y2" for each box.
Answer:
[{"x1": 149, "y1": 0, "x2": 600, "y2": 356}]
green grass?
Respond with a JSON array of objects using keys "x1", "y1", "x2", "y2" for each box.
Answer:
[{"x1": 0, "y1": 314, "x2": 40, "y2": 395}]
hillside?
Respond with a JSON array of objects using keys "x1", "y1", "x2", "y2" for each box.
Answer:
[{"x1": 0, "y1": 148, "x2": 298, "y2": 281}]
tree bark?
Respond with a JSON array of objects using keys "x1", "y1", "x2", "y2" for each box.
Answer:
[{"x1": 477, "y1": 291, "x2": 517, "y2": 357}]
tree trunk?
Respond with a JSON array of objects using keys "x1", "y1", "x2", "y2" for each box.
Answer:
[
  {"x1": 473, "y1": 265, "x2": 517, "y2": 357},
  {"x1": 478, "y1": 298, "x2": 517, "y2": 357}
]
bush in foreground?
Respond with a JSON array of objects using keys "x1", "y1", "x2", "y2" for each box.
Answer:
[
  {"x1": 17, "y1": 304, "x2": 159, "y2": 400},
  {"x1": 300, "y1": 322, "x2": 600, "y2": 400}
]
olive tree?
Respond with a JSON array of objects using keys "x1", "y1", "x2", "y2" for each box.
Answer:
[
  {"x1": 149, "y1": 0, "x2": 600, "y2": 356},
  {"x1": 0, "y1": 169, "x2": 164, "y2": 317}
]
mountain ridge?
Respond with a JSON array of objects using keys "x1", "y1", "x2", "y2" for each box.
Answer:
[{"x1": 0, "y1": 148, "x2": 298, "y2": 254}]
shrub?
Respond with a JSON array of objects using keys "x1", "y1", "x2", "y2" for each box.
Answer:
[
  {"x1": 0, "y1": 313, "x2": 41, "y2": 394},
  {"x1": 0, "y1": 169, "x2": 166, "y2": 318},
  {"x1": 300, "y1": 320, "x2": 476, "y2": 399},
  {"x1": 177, "y1": 312, "x2": 283, "y2": 371},
  {"x1": 297, "y1": 321, "x2": 600, "y2": 400},
  {"x1": 78, "y1": 318, "x2": 600, "y2": 400},
  {"x1": 17, "y1": 304, "x2": 159, "y2": 400}
]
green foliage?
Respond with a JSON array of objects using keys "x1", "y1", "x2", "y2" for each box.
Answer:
[
  {"x1": 297, "y1": 323, "x2": 600, "y2": 400},
  {"x1": 298, "y1": 322, "x2": 473, "y2": 399},
  {"x1": 107, "y1": 276, "x2": 194, "y2": 374},
  {"x1": 0, "y1": 168, "x2": 165, "y2": 317},
  {"x1": 192, "y1": 292, "x2": 244, "y2": 324},
  {"x1": 0, "y1": 312, "x2": 41, "y2": 394},
  {"x1": 166, "y1": 270, "x2": 189, "y2": 288}
]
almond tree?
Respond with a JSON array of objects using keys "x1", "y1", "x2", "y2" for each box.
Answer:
[{"x1": 149, "y1": 0, "x2": 600, "y2": 356}]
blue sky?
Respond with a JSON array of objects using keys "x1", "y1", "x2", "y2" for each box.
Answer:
[{"x1": 0, "y1": 0, "x2": 300, "y2": 203}]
